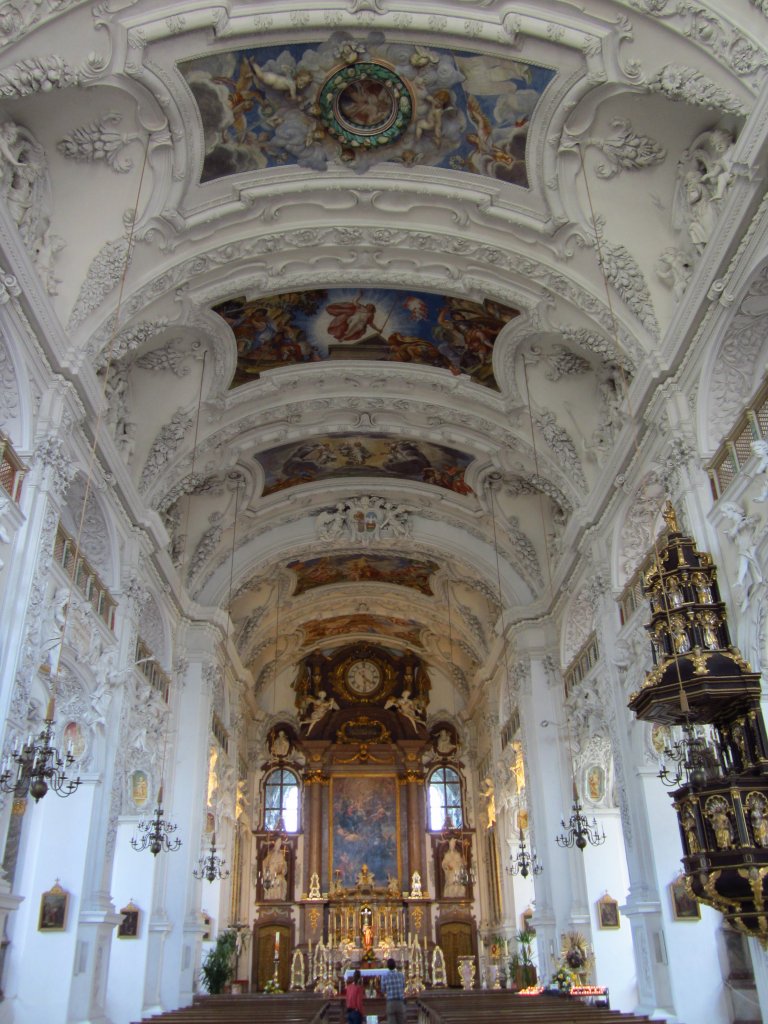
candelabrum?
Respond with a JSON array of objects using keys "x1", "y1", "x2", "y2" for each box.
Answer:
[
  {"x1": 556, "y1": 794, "x2": 606, "y2": 851},
  {"x1": 130, "y1": 788, "x2": 182, "y2": 856},
  {"x1": 193, "y1": 832, "x2": 230, "y2": 882},
  {"x1": 507, "y1": 828, "x2": 543, "y2": 878},
  {"x1": 0, "y1": 702, "x2": 80, "y2": 802}
]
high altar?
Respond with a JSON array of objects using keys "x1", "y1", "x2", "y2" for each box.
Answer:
[{"x1": 250, "y1": 644, "x2": 483, "y2": 989}]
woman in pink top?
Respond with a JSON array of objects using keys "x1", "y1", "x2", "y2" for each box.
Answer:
[{"x1": 345, "y1": 968, "x2": 366, "y2": 1024}]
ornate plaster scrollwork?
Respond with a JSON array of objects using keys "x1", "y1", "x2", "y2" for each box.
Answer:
[
  {"x1": 646, "y1": 64, "x2": 747, "y2": 115},
  {"x1": 595, "y1": 238, "x2": 658, "y2": 334},
  {"x1": 0, "y1": 55, "x2": 78, "y2": 97},
  {"x1": 57, "y1": 113, "x2": 141, "y2": 173},
  {"x1": 139, "y1": 410, "x2": 194, "y2": 494},
  {"x1": 68, "y1": 235, "x2": 131, "y2": 330},
  {"x1": 562, "y1": 119, "x2": 666, "y2": 179},
  {"x1": 316, "y1": 495, "x2": 412, "y2": 544}
]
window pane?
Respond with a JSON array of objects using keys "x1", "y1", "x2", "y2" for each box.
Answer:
[
  {"x1": 428, "y1": 787, "x2": 444, "y2": 830},
  {"x1": 283, "y1": 784, "x2": 299, "y2": 831}
]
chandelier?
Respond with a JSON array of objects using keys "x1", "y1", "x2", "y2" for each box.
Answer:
[
  {"x1": 193, "y1": 831, "x2": 230, "y2": 883},
  {"x1": 0, "y1": 698, "x2": 80, "y2": 802},
  {"x1": 628, "y1": 502, "x2": 768, "y2": 941},
  {"x1": 657, "y1": 722, "x2": 711, "y2": 789},
  {"x1": 556, "y1": 790, "x2": 606, "y2": 851},
  {"x1": 508, "y1": 828, "x2": 543, "y2": 878},
  {"x1": 130, "y1": 786, "x2": 182, "y2": 856}
]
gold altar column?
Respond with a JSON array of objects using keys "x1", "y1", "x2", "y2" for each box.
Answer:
[
  {"x1": 405, "y1": 768, "x2": 425, "y2": 885},
  {"x1": 303, "y1": 769, "x2": 326, "y2": 892}
]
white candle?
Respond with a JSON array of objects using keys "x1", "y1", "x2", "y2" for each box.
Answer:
[{"x1": 274, "y1": 930, "x2": 280, "y2": 957}]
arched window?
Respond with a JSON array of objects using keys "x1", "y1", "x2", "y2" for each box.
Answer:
[
  {"x1": 427, "y1": 766, "x2": 463, "y2": 831},
  {"x1": 263, "y1": 768, "x2": 299, "y2": 832}
]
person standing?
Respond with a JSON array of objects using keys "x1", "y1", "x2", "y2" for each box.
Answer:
[
  {"x1": 345, "y1": 968, "x2": 365, "y2": 1024},
  {"x1": 381, "y1": 957, "x2": 406, "y2": 1024}
]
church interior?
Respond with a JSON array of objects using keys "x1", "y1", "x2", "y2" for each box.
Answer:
[{"x1": 1, "y1": 1, "x2": 768, "y2": 1022}]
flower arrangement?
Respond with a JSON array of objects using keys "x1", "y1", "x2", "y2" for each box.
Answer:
[
  {"x1": 263, "y1": 977, "x2": 283, "y2": 994},
  {"x1": 361, "y1": 947, "x2": 377, "y2": 964},
  {"x1": 551, "y1": 966, "x2": 577, "y2": 993}
]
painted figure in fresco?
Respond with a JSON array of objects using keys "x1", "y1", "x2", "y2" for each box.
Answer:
[
  {"x1": 325, "y1": 298, "x2": 380, "y2": 342},
  {"x1": 441, "y1": 838, "x2": 466, "y2": 898}
]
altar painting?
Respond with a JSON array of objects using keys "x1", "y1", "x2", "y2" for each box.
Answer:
[
  {"x1": 302, "y1": 614, "x2": 422, "y2": 648},
  {"x1": 288, "y1": 553, "x2": 438, "y2": 596},
  {"x1": 255, "y1": 434, "x2": 473, "y2": 496},
  {"x1": 214, "y1": 288, "x2": 519, "y2": 390},
  {"x1": 331, "y1": 775, "x2": 399, "y2": 885},
  {"x1": 181, "y1": 41, "x2": 555, "y2": 183}
]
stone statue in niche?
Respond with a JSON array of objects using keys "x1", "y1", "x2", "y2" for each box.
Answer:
[
  {"x1": 435, "y1": 728, "x2": 455, "y2": 755},
  {"x1": 262, "y1": 834, "x2": 288, "y2": 900},
  {"x1": 270, "y1": 729, "x2": 291, "y2": 758},
  {"x1": 441, "y1": 837, "x2": 466, "y2": 898}
]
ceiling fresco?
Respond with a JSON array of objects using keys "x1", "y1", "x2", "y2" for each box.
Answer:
[
  {"x1": 287, "y1": 553, "x2": 440, "y2": 596},
  {"x1": 181, "y1": 36, "x2": 556, "y2": 180},
  {"x1": 255, "y1": 434, "x2": 474, "y2": 496},
  {"x1": 214, "y1": 288, "x2": 518, "y2": 389},
  {"x1": 301, "y1": 613, "x2": 423, "y2": 648}
]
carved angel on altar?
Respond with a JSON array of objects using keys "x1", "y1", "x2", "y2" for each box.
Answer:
[{"x1": 385, "y1": 690, "x2": 424, "y2": 732}]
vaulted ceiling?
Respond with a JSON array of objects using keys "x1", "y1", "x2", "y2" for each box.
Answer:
[{"x1": 8, "y1": 0, "x2": 767, "y2": 709}]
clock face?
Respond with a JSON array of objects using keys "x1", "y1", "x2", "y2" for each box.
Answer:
[{"x1": 346, "y1": 659, "x2": 382, "y2": 695}]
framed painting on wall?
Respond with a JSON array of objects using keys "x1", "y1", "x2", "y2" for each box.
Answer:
[
  {"x1": 670, "y1": 876, "x2": 701, "y2": 921},
  {"x1": 597, "y1": 893, "x2": 620, "y2": 929},
  {"x1": 38, "y1": 880, "x2": 68, "y2": 931},
  {"x1": 117, "y1": 901, "x2": 140, "y2": 938}
]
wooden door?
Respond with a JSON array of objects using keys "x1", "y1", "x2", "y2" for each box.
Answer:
[
  {"x1": 254, "y1": 924, "x2": 291, "y2": 991},
  {"x1": 438, "y1": 921, "x2": 473, "y2": 987}
]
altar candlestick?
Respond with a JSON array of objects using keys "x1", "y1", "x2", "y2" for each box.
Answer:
[{"x1": 274, "y1": 930, "x2": 280, "y2": 957}]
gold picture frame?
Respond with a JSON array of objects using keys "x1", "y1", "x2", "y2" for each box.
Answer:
[
  {"x1": 38, "y1": 880, "x2": 68, "y2": 931},
  {"x1": 117, "y1": 900, "x2": 140, "y2": 938},
  {"x1": 597, "y1": 893, "x2": 620, "y2": 929},
  {"x1": 670, "y1": 876, "x2": 701, "y2": 921}
]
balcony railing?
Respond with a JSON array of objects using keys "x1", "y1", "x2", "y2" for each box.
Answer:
[
  {"x1": 563, "y1": 631, "x2": 600, "y2": 698},
  {"x1": 0, "y1": 433, "x2": 26, "y2": 503},
  {"x1": 708, "y1": 376, "x2": 768, "y2": 500},
  {"x1": 212, "y1": 711, "x2": 229, "y2": 754},
  {"x1": 134, "y1": 637, "x2": 171, "y2": 702},
  {"x1": 52, "y1": 523, "x2": 117, "y2": 630}
]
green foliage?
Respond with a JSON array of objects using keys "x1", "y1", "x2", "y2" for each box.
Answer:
[
  {"x1": 201, "y1": 929, "x2": 238, "y2": 995},
  {"x1": 516, "y1": 929, "x2": 535, "y2": 965}
]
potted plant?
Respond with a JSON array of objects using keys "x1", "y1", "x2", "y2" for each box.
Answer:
[
  {"x1": 514, "y1": 929, "x2": 537, "y2": 989},
  {"x1": 201, "y1": 929, "x2": 237, "y2": 995}
]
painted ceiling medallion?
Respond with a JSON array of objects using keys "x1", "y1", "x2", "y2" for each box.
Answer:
[{"x1": 319, "y1": 62, "x2": 412, "y2": 150}]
